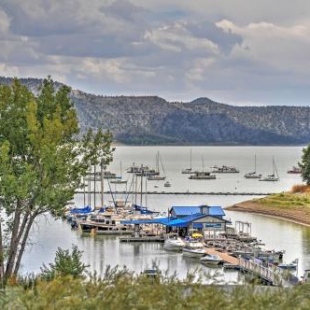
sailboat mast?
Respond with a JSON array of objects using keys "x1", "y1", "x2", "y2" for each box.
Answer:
[
  {"x1": 140, "y1": 169, "x2": 143, "y2": 206},
  {"x1": 100, "y1": 159, "x2": 104, "y2": 207},
  {"x1": 156, "y1": 152, "x2": 159, "y2": 174},
  {"x1": 93, "y1": 164, "x2": 96, "y2": 209}
]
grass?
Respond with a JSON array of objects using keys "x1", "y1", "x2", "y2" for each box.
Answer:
[{"x1": 253, "y1": 185, "x2": 310, "y2": 211}]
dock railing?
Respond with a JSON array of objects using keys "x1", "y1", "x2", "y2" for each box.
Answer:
[{"x1": 239, "y1": 257, "x2": 295, "y2": 287}]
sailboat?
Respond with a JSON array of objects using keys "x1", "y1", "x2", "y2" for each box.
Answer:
[
  {"x1": 147, "y1": 152, "x2": 166, "y2": 181},
  {"x1": 259, "y1": 157, "x2": 279, "y2": 181},
  {"x1": 244, "y1": 155, "x2": 262, "y2": 179},
  {"x1": 110, "y1": 162, "x2": 128, "y2": 184},
  {"x1": 181, "y1": 149, "x2": 195, "y2": 174}
]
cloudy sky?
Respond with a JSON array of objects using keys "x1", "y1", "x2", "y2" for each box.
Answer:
[{"x1": 1, "y1": 0, "x2": 310, "y2": 106}]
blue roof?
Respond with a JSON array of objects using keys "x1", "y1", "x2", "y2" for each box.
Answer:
[
  {"x1": 121, "y1": 213, "x2": 229, "y2": 227},
  {"x1": 170, "y1": 206, "x2": 225, "y2": 217}
]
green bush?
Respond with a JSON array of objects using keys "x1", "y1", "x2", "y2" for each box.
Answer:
[{"x1": 1, "y1": 265, "x2": 310, "y2": 309}]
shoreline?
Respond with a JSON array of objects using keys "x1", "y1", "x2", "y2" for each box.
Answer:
[{"x1": 225, "y1": 200, "x2": 310, "y2": 227}]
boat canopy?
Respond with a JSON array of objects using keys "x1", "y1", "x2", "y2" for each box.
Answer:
[{"x1": 69, "y1": 205, "x2": 92, "y2": 214}]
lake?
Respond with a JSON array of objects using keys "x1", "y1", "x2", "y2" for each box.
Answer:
[{"x1": 21, "y1": 145, "x2": 310, "y2": 282}]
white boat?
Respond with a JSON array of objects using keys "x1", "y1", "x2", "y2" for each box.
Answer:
[
  {"x1": 244, "y1": 155, "x2": 262, "y2": 179},
  {"x1": 259, "y1": 173, "x2": 279, "y2": 182},
  {"x1": 78, "y1": 213, "x2": 134, "y2": 235},
  {"x1": 148, "y1": 151, "x2": 166, "y2": 181},
  {"x1": 182, "y1": 240, "x2": 206, "y2": 258},
  {"x1": 164, "y1": 181, "x2": 171, "y2": 187},
  {"x1": 260, "y1": 157, "x2": 279, "y2": 181},
  {"x1": 189, "y1": 171, "x2": 216, "y2": 180},
  {"x1": 110, "y1": 179, "x2": 128, "y2": 184},
  {"x1": 85, "y1": 170, "x2": 118, "y2": 181},
  {"x1": 189, "y1": 156, "x2": 216, "y2": 179},
  {"x1": 278, "y1": 258, "x2": 298, "y2": 270},
  {"x1": 244, "y1": 171, "x2": 262, "y2": 179},
  {"x1": 287, "y1": 166, "x2": 302, "y2": 174},
  {"x1": 182, "y1": 168, "x2": 195, "y2": 174},
  {"x1": 211, "y1": 165, "x2": 239, "y2": 173},
  {"x1": 110, "y1": 161, "x2": 128, "y2": 184},
  {"x1": 200, "y1": 254, "x2": 223, "y2": 266},
  {"x1": 163, "y1": 234, "x2": 185, "y2": 251},
  {"x1": 127, "y1": 163, "x2": 157, "y2": 177},
  {"x1": 181, "y1": 149, "x2": 195, "y2": 174}
]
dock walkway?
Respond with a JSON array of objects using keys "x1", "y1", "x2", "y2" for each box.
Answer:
[
  {"x1": 204, "y1": 248, "x2": 299, "y2": 286},
  {"x1": 205, "y1": 248, "x2": 239, "y2": 266}
]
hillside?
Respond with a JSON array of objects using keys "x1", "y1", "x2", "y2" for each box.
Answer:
[{"x1": 1, "y1": 76, "x2": 310, "y2": 145}]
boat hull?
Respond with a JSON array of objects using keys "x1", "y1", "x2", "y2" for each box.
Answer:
[
  {"x1": 182, "y1": 248, "x2": 206, "y2": 258},
  {"x1": 163, "y1": 239, "x2": 185, "y2": 251},
  {"x1": 200, "y1": 254, "x2": 222, "y2": 267},
  {"x1": 78, "y1": 222, "x2": 133, "y2": 235}
]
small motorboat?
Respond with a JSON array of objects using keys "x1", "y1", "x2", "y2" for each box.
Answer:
[
  {"x1": 163, "y1": 234, "x2": 185, "y2": 251},
  {"x1": 182, "y1": 240, "x2": 206, "y2": 258},
  {"x1": 164, "y1": 181, "x2": 171, "y2": 187},
  {"x1": 278, "y1": 259, "x2": 298, "y2": 270},
  {"x1": 287, "y1": 166, "x2": 302, "y2": 174},
  {"x1": 200, "y1": 254, "x2": 223, "y2": 267}
]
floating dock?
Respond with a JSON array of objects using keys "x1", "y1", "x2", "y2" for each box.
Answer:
[
  {"x1": 205, "y1": 248, "x2": 239, "y2": 266},
  {"x1": 119, "y1": 236, "x2": 165, "y2": 243}
]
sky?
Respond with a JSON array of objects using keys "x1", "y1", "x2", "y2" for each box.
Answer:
[{"x1": 1, "y1": 0, "x2": 310, "y2": 106}]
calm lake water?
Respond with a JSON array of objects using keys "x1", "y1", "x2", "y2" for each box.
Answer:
[{"x1": 21, "y1": 145, "x2": 310, "y2": 282}]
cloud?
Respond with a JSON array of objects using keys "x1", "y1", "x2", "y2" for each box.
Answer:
[{"x1": 0, "y1": 0, "x2": 310, "y2": 105}]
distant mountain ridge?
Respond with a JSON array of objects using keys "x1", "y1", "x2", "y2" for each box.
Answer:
[{"x1": 1, "y1": 76, "x2": 309, "y2": 145}]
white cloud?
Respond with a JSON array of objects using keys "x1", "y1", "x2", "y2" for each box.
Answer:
[{"x1": 1, "y1": 0, "x2": 310, "y2": 105}]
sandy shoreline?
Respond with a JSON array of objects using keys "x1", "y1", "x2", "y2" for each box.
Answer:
[{"x1": 225, "y1": 200, "x2": 310, "y2": 227}]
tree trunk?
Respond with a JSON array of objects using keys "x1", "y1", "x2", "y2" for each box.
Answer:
[
  {"x1": 4, "y1": 202, "x2": 30, "y2": 282},
  {"x1": 0, "y1": 219, "x2": 5, "y2": 287},
  {"x1": 13, "y1": 213, "x2": 37, "y2": 277}
]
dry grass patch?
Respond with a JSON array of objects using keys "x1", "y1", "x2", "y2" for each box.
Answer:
[{"x1": 291, "y1": 184, "x2": 310, "y2": 193}]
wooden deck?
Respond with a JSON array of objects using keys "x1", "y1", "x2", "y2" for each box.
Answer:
[{"x1": 205, "y1": 248, "x2": 239, "y2": 265}]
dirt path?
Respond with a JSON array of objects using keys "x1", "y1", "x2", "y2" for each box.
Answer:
[{"x1": 225, "y1": 200, "x2": 310, "y2": 227}]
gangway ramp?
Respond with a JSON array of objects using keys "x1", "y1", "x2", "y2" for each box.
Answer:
[
  {"x1": 205, "y1": 248, "x2": 299, "y2": 286},
  {"x1": 239, "y1": 257, "x2": 299, "y2": 287}
]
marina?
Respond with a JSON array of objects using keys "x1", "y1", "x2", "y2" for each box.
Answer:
[
  {"x1": 21, "y1": 145, "x2": 309, "y2": 285},
  {"x1": 64, "y1": 199, "x2": 300, "y2": 286}
]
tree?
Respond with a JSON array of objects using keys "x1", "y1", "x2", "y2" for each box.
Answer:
[
  {"x1": 299, "y1": 144, "x2": 310, "y2": 185},
  {"x1": 40, "y1": 245, "x2": 89, "y2": 281},
  {"x1": 0, "y1": 77, "x2": 114, "y2": 286}
]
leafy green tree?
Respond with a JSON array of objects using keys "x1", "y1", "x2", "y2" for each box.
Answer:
[
  {"x1": 0, "y1": 77, "x2": 114, "y2": 286},
  {"x1": 300, "y1": 144, "x2": 310, "y2": 185},
  {"x1": 40, "y1": 245, "x2": 89, "y2": 281}
]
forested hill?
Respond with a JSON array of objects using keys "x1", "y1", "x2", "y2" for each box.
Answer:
[{"x1": 1, "y1": 76, "x2": 310, "y2": 145}]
